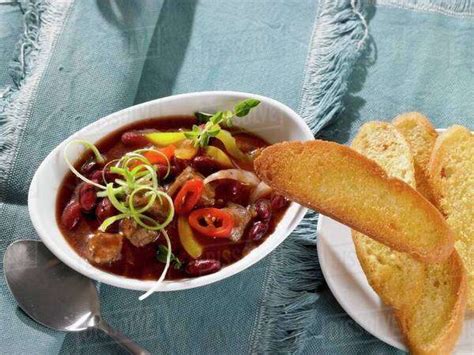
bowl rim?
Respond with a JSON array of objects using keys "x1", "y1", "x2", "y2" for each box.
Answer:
[{"x1": 28, "y1": 91, "x2": 313, "y2": 292}]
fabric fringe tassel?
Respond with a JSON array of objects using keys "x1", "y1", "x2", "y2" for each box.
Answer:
[
  {"x1": 252, "y1": 211, "x2": 323, "y2": 353},
  {"x1": 253, "y1": 1, "x2": 370, "y2": 353},
  {"x1": 377, "y1": 0, "x2": 474, "y2": 16},
  {"x1": 0, "y1": 0, "x2": 72, "y2": 195},
  {"x1": 299, "y1": 0, "x2": 369, "y2": 134},
  {"x1": 0, "y1": 0, "x2": 370, "y2": 352}
]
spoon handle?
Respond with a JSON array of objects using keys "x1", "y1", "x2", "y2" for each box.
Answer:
[{"x1": 95, "y1": 319, "x2": 151, "y2": 355}]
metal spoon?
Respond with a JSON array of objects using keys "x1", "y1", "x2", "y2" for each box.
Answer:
[{"x1": 3, "y1": 240, "x2": 150, "y2": 355}]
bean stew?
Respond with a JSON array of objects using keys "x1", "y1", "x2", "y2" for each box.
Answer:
[{"x1": 56, "y1": 100, "x2": 289, "y2": 288}]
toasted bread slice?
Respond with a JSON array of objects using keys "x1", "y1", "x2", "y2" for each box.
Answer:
[
  {"x1": 351, "y1": 122, "x2": 425, "y2": 310},
  {"x1": 429, "y1": 125, "x2": 474, "y2": 310},
  {"x1": 396, "y1": 251, "x2": 467, "y2": 355},
  {"x1": 254, "y1": 140, "x2": 454, "y2": 262},
  {"x1": 351, "y1": 122, "x2": 466, "y2": 353},
  {"x1": 351, "y1": 122, "x2": 416, "y2": 186},
  {"x1": 393, "y1": 113, "x2": 438, "y2": 203}
]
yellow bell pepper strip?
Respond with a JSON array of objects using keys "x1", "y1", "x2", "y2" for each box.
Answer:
[
  {"x1": 205, "y1": 146, "x2": 233, "y2": 168},
  {"x1": 178, "y1": 216, "x2": 203, "y2": 259},
  {"x1": 145, "y1": 131, "x2": 186, "y2": 146},
  {"x1": 215, "y1": 130, "x2": 249, "y2": 162},
  {"x1": 175, "y1": 139, "x2": 198, "y2": 160}
]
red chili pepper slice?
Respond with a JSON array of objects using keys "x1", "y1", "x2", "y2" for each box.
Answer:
[
  {"x1": 188, "y1": 208, "x2": 234, "y2": 238},
  {"x1": 174, "y1": 178, "x2": 204, "y2": 215}
]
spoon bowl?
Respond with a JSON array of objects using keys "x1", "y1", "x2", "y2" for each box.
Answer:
[
  {"x1": 4, "y1": 240, "x2": 149, "y2": 354},
  {"x1": 4, "y1": 240, "x2": 99, "y2": 331}
]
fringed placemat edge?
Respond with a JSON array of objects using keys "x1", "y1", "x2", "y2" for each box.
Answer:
[
  {"x1": 0, "y1": 0, "x2": 74, "y2": 199},
  {"x1": 251, "y1": 0, "x2": 370, "y2": 353}
]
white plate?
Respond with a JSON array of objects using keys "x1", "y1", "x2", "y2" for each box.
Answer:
[
  {"x1": 317, "y1": 127, "x2": 474, "y2": 352},
  {"x1": 317, "y1": 216, "x2": 474, "y2": 353}
]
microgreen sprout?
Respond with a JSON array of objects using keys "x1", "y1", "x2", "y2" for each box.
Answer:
[
  {"x1": 64, "y1": 140, "x2": 178, "y2": 300},
  {"x1": 188, "y1": 98, "x2": 260, "y2": 148},
  {"x1": 156, "y1": 245, "x2": 182, "y2": 270}
]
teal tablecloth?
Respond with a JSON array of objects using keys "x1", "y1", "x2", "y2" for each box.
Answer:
[{"x1": 1, "y1": 1, "x2": 473, "y2": 354}]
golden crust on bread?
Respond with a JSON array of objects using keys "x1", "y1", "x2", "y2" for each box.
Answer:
[
  {"x1": 395, "y1": 251, "x2": 467, "y2": 355},
  {"x1": 352, "y1": 235, "x2": 426, "y2": 310},
  {"x1": 254, "y1": 140, "x2": 454, "y2": 263},
  {"x1": 350, "y1": 121, "x2": 467, "y2": 354},
  {"x1": 429, "y1": 125, "x2": 474, "y2": 310},
  {"x1": 393, "y1": 112, "x2": 438, "y2": 203},
  {"x1": 353, "y1": 121, "x2": 416, "y2": 187},
  {"x1": 351, "y1": 121, "x2": 425, "y2": 311}
]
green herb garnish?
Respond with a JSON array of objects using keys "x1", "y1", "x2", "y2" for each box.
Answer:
[
  {"x1": 194, "y1": 111, "x2": 213, "y2": 124},
  {"x1": 184, "y1": 123, "x2": 220, "y2": 148},
  {"x1": 189, "y1": 98, "x2": 260, "y2": 147},
  {"x1": 234, "y1": 98, "x2": 260, "y2": 117},
  {"x1": 156, "y1": 245, "x2": 182, "y2": 270}
]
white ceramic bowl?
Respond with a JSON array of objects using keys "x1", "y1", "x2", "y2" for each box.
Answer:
[{"x1": 28, "y1": 91, "x2": 313, "y2": 292}]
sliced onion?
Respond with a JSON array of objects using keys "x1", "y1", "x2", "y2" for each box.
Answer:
[
  {"x1": 139, "y1": 229, "x2": 171, "y2": 301},
  {"x1": 222, "y1": 203, "x2": 253, "y2": 242},
  {"x1": 249, "y1": 181, "x2": 272, "y2": 203},
  {"x1": 64, "y1": 140, "x2": 106, "y2": 190},
  {"x1": 203, "y1": 169, "x2": 260, "y2": 186}
]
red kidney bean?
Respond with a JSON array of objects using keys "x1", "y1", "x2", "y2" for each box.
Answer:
[
  {"x1": 214, "y1": 180, "x2": 248, "y2": 205},
  {"x1": 271, "y1": 194, "x2": 289, "y2": 210},
  {"x1": 90, "y1": 170, "x2": 103, "y2": 184},
  {"x1": 79, "y1": 183, "x2": 97, "y2": 212},
  {"x1": 227, "y1": 180, "x2": 249, "y2": 205},
  {"x1": 230, "y1": 180, "x2": 243, "y2": 195},
  {"x1": 121, "y1": 131, "x2": 149, "y2": 147},
  {"x1": 91, "y1": 169, "x2": 119, "y2": 184},
  {"x1": 61, "y1": 200, "x2": 82, "y2": 230},
  {"x1": 104, "y1": 170, "x2": 120, "y2": 183},
  {"x1": 248, "y1": 220, "x2": 269, "y2": 241},
  {"x1": 81, "y1": 160, "x2": 98, "y2": 176},
  {"x1": 95, "y1": 198, "x2": 116, "y2": 223},
  {"x1": 172, "y1": 157, "x2": 191, "y2": 175},
  {"x1": 255, "y1": 199, "x2": 272, "y2": 220},
  {"x1": 185, "y1": 259, "x2": 221, "y2": 276},
  {"x1": 155, "y1": 164, "x2": 176, "y2": 180},
  {"x1": 192, "y1": 155, "x2": 220, "y2": 175}
]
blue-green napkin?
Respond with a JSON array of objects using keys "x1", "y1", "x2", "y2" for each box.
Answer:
[{"x1": 1, "y1": 1, "x2": 473, "y2": 354}]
